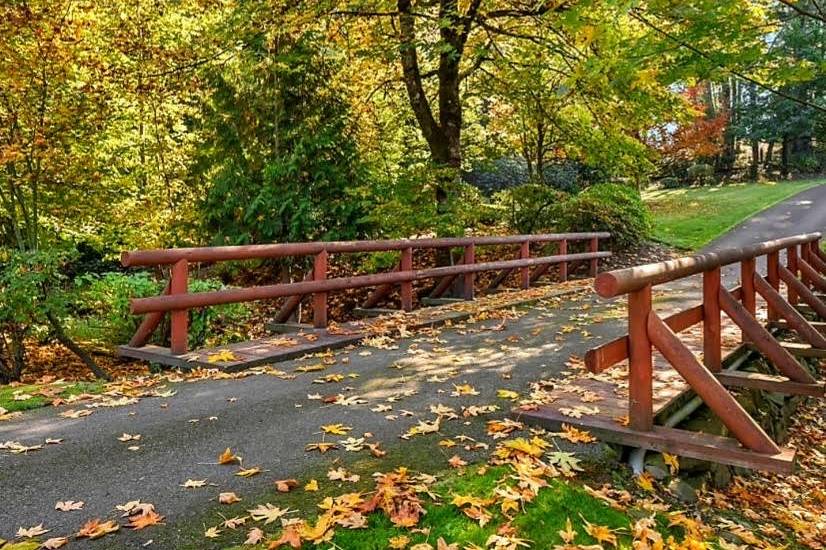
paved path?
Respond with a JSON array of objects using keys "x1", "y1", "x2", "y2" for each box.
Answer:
[
  {"x1": 702, "y1": 183, "x2": 826, "y2": 252},
  {"x1": 1, "y1": 184, "x2": 824, "y2": 548}
]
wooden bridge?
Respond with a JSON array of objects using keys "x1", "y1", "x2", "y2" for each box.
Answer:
[
  {"x1": 516, "y1": 233, "x2": 826, "y2": 473},
  {"x1": 118, "y1": 233, "x2": 610, "y2": 369}
]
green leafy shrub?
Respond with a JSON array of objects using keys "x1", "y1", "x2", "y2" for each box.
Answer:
[
  {"x1": 686, "y1": 163, "x2": 715, "y2": 184},
  {"x1": 790, "y1": 154, "x2": 822, "y2": 174},
  {"x1": 493, "y1": 184, "x2": 569, "y2": 234},
  {"x1": 365, "y1": 164, "x2": 490, "y2": 238},
  {"x1": 0, "y1": 249, "x2": 73, "y2": 383},
  {"x1": 557, "y1": 183, "x2": 651, "y2": 249},
  {"x1": 71, "y1": 273, "x2": 250, "y2": 349}
]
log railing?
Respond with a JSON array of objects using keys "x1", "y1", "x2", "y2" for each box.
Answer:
[
  {"x1": 585, "y1": 233, "x2": 826, "y2": 470},
  {"x1": 122, "y1": 233, "x2": 610, "y2": 354}
]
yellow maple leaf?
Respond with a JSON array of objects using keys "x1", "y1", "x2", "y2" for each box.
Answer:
[
  {"x1": 304, "y1": 479, "x2": 319, "y2": 492},
  {"x1": 582, "y1": 517, "x2": 618, "y2": 547},
  {"x1": 496, "y1": 389, "x2": 520, "y2": 400},
  {"x1": 207, "y1": 349, "x2": 237, "y2": 363},
  {"x1": 662, "y1": 453, "x2": 680, "y2": 475},
  {"x1": 320, "y1": 423, "x2": 352, "y2": 435}
]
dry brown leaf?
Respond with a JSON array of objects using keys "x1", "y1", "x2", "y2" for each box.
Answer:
[
  {"x1": 275, "y1": 479, "x2": 299, "y2": 493},
  {"x1": 77, "y1": 519, "x2": 119, "y2": 539},
  {"x1": 16, "y1": 524, "x2": 49, "y2": 538},
  {"x1": 41, "y1": 537, "x2": 69, "y2": 549},
  {"x1": 244, "y1": 527, "x2": 264, "y2": 545},
  {"x1": 55, "y1": 500, "x2": 84, "y2": 511},
  {"x1": 218, "y1": 447, "x2": 241, "y2": 465},
  {"x1": 219, "y1": 492, "x2": 242, "y2": 504},
  {"x1": 128, "y1": 510, "x2": 165, "y2": 530}
]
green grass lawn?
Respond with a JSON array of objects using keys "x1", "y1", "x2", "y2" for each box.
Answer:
[
  {"x1": 644, "y1": 178, "x2": 825, "y2": 250},
  {"x1": 0, "y1": 380, "x2": 105, "y2": 412}
]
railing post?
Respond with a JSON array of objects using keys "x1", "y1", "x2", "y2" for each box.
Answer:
[
  {"x1": 589, "y1": 237, "x2": 599, "y2": 277},
  {"x1": 559, "y1": 239, "x2": 568, "y2": 282},
  {"x1": 463, "y1": 243, "x2": 475, "y2": 300},
  {"x1": 740, "y1": 257, "x2": 756, "y2": 343},
  {"x1": 787, "y1": 245, "x2": 799, "y2": 305},
  {"x1": 170, "y1": 259, "x2": 189, "y2": 355},
  {"x1": 400, "y1": 247, "x2": 413, "y2": 311},
  {"x1": 313, "y1": 250, "x2": 328, "y2": 328},
  {"x1": 628, "y1": 285, "x2": 654, "y2": 431},
  {"x1": 519, "y1": 241, "x2": 530, "y2": 289},
  {"x1": 702, "y1": 267, "x2": 722, "y2": 372},
  {"x1": 767, "y1": 251, "x2": 780, "y2": 322}
]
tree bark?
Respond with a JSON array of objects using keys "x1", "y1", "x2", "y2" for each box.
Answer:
[{"x1": 46, "y1": 312, "x2": 111, "y2": 381}]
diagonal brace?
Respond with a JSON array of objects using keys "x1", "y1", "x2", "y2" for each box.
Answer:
[
  {"x1": 799, "y1": 258, "x2": 826, "y2": 292},
  {"x1": 647, "y1": 312, "x2": 781, "y2": 454},
  {"x1": 779, "y1": 265, "x2": 826, "y2": 319},
  {"x1": 719, "y1": 287, "x2": 816, "y2": 384},
  {"x1": 754, "y1": 273, "x2": 826, "y2": 349}
]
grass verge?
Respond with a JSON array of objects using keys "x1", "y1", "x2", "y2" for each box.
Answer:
[
  {"x1": 0, "y1": 380, "x2": 106, "y2": 412},
  {"x1": 643, "y1": 179, "x2": 824, "y2": 250}
]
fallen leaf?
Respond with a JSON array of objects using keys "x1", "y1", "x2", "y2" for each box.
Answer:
[
  {"x1": 16, "y1": 524, "x2": 49, "y2": 538},
  {"x1": 236, "y1": 466, "x2": 262, "y2": 478},
  {"x1": 55, "y1": 500, "x2": 84, "y2": 511},
  {"x1": 181, "y1": 479, "x2": 207, "y2": 488},
  {"x1": 320, "y1": 423, "x2": 352, "y2": 435},
  {"x1": 77, "y1": 519, "x2": 119, "y2": 539},
  {"x1": 304, "y1": 479, "x2": 319, "y2": 492},
  {"x1": 247, "y1": 503, "x2": 291, "y2": 524},
  {"x1": 275, "y1": 479, "x2": 298, "y2": 492},
  {"x1": 218, "y1": 447, "x2": 241, "y2": 465},
  {"x1": 204, "y1": 526, "x2": 222, "y2": 538},
  {"x1": 244, "y1": 527, "x2": 264, "y2": 545},
  {"x1": 128, "y1": 510, "x2": 165, "y2": 529},
  {"x1": 41, "y1": 537, "x2": 69, "y2": 549},
  {"x1": 219, "y1": 492, "x2": 241, "y2": 504}
]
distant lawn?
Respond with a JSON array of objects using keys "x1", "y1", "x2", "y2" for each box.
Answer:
[{"x1": 644, "y1": 179, "x2": 825, "y2": 250}]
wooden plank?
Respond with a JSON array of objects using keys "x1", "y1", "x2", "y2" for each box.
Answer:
[
  {"x1": 777, "y1": 341, "x2": 826, "y2": 359},
  {"x1": 716, "y1": 371, "x2": 826, "y2": 397},
  {"x1": 513, "y1": 406, "x2": 796, "y2": 473}
]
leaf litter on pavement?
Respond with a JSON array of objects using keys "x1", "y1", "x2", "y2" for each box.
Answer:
[{"x1": 4, "y1": 284, "x2": 825, "y2": 549}]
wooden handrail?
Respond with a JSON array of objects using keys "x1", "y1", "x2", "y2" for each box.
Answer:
[
  {"x1": 122, "y1": 233, "x2": 610, "y2": 267},
  {"x1": 595, "y1": 233, "x2": 821, "y2": 298}
]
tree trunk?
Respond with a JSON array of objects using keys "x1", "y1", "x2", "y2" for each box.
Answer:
[
  {"x1": 764, "y1": 142, "x2": 775, "y2": 170},
  {"x1": 750, "y1": 139, "x2": 759, "y2": 180},
  {"x1": 46, "y1": 312, "x2": 111, "y2": 381},
  {"x1": 0, "y1": 330, "x2": 26, "y2": 384},
  {"x1": 781, "y1": 136, "x2": 790, "y2": 177}
]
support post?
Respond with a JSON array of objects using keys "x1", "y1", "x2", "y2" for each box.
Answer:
[
  {"x1": 519, "y1": 241, "x2": 530, "y2": 289},
  {"x1": 589, "y1": 237, "x2": 599, "y2": 277},
  {"x1": 463, "y1": 244, "x2": 475, "y2": 300},
  {"x1": 313, "y1": 250, "x2": 328, "y2": 328},
  {"x1": 628, "y1": 285, "x2": 654, "y2": 431},
  {"x1": 559, "y1": 239, "x2": 568, "y2": 282},
  {"x1": 767, "y1": 251, "x2": 780, "y2": 322},
  {"x1": 787, "y1": 245, "x2": 799, "y2": 304},
  {"x1": 741, "y1": 257, "x2": 756, "y2": 342},
  {"x1": 400, "y1": 247, "x2": 413, "y2": 311},
  {"x1": 703, "y1": 267, "x2": 722, "y2": 371},
  {"x1": 170, "y1": 259, "x2": 188, "y2": 355}
]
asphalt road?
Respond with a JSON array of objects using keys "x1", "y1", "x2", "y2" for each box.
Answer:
[
  {"x1": 1, "y1": 289, "x2": 627, "y2": 548},
  {"x1": 1, "y1": 183, "x2": 824, "y2": 548}
]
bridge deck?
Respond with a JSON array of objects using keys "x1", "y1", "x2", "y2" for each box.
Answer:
[{"x1": 119, "y1": 282, "x2": 589, "y2": 370}]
